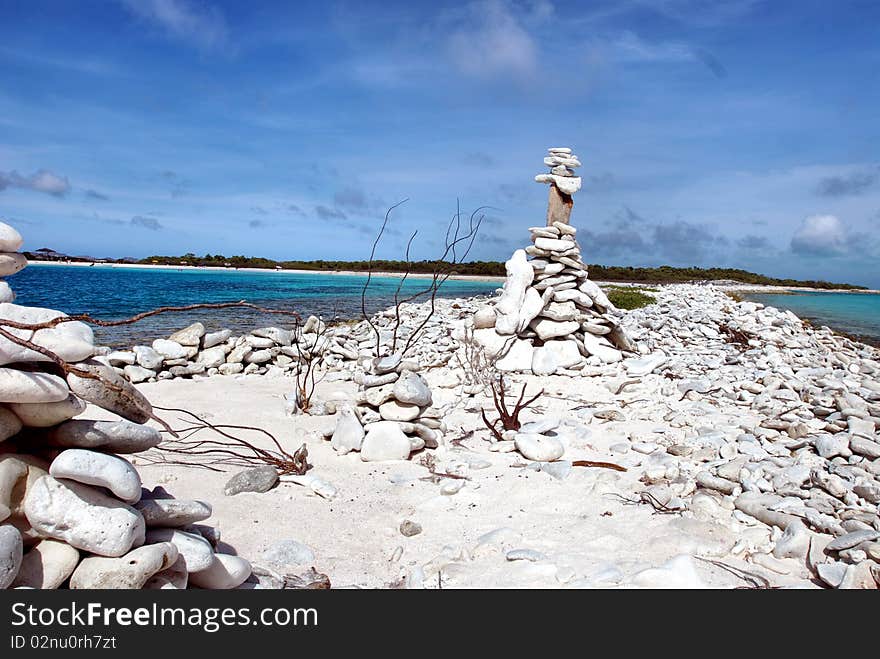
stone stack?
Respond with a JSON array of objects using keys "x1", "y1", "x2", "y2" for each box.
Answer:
[
  {"x1": 108, "y1": 314, "x2": 357, "y2": 383},
  {"x1": 0, "y1": 221, "x2": 260, "y2": 590},
  {"x1": 327, "y1": 354, "x2": 445, "y2": 462},
  {"x1": 471, "y1": 147, "x2": 634, "y2": 375}
]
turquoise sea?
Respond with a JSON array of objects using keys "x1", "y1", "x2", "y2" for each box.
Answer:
[
  {"x1": 747, "y1": 290, "x2": 880, "y2": 345},
  {"x1": 7, "y1": 264, "x2": 501, "y2": 347}
]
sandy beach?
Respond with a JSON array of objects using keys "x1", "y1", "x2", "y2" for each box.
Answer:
[{"x1": 62, "y1": 283, "x2": 879, "y2": 589}]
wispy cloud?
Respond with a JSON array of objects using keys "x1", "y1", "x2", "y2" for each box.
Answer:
[
  {"x1": 131, "y1": 215, "x2": 163, "y2": 230},
  {"x1": 119, "y1": 0, "x2": 229, "y2": 51},
  {"x1": 446, "y1": 0, "x2": 541, "y2": 79},
  {"x1": 815, "y1": 167, "x2": 879, "y2": 197},
  {"x1": 790, "y1": 214, "x2": 847, "y2": 256},
  {"x1": 84, "y1": 189, "x2": 110, "y2": 201},
  {"x1": 0, "y1": 169, "x2": 70, "y2": 197}
]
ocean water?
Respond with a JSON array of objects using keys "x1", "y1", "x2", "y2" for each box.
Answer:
[
  {"x1": 7, "y1": 264, "x2": 500, "y2": 347},
  {"x1": 748, "y1": 290, "x2": 880, "y2": 344}
]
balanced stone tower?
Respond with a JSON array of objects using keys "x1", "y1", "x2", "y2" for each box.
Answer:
[{"x1": 471, "y1": 147, "x2": 635, "y2": 375}]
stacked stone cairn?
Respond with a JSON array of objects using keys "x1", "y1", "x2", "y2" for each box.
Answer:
[
  {"x1": 471, "y1": 147, "x2": 635, "y2": 375},
  {"x1": 0, "y1": 220, "x2": 269, "y2": 590},
  {"x1": 328, "y1": 353, "x2": 445, "y2": 462}
]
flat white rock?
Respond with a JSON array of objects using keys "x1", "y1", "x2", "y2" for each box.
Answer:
[
  {"x1": 24, "y1": 476, "x2": 145, "y2": 557},
  {"x1": 49, "y1": 449, "x2": 141, "y2": 504},
  {"x1": 361, "y1": 421, "x2": 412, "y2": 462},
  {"x1": 188, "y1": 553, "x2": 252, "y2": 590}
]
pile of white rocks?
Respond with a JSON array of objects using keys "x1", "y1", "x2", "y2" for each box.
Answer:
[
  {"x1": 469, "y1": 148, "x2": 634, "y2": 375},
  {"x1": 327, "y1": 354, "x2": 446, "y2": 462},
  {"x1": 606, "y1": 284, "x2": 880, "y2": 588},
  {"x1": 106, "y1": 314, "x2": 348, "y2": 384},
  {"x1": 0, "y1": 220, "x2": 267, "y2": 590}
]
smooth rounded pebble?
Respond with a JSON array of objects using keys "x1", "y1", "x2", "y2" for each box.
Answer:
[
  {"x1": 0, "y1": 222, "x2": 24, "y2": 252},
  {"x1": 0, "y1": 368, "x2": 69, "y2": 404},
  {"x1": 0, "y1": 524, "x2": 23, "y2": 589},
  {"x1": 134, "y1": 498, "x2": 212, "y2": 527},
  {"x1": 65, "y1": 360, "x2": 152, "y2": 424},
  {"x1": 24, "y1": 476, "x2": 145, "y2": 557},
  {"x1": 223, "y1": 466, "x2": 278, "y2": 496},
  {"x1": 0, "y1": 407, "x2": 23, "y2": 442},
  {"x1": 49, "y1": 449, "x2": 141, "y2": 504},
  {"x1": 0, "y1": 303, "x2": 94, "y2": 366},
  {"x1": 70, "y1": 542, "x2": 178, "y2": 589},
  {"x1": 360, "y1": 421, "x2": 412, "y2": 462},
  {"x1": 261, "y1": 539, "x2": 315, "y2": 569},
  {"x1": 514, "y1": 433, "x2": 564, "y2": 462},
  {"x1": 9, "y1": 394, "x2": 86, "y2": 427},
  {"x1": 47, "y1": 419, "x2": 161, "y2": 453},
  {"x1": 0, "y1": 281, "x2": 13, "y2": 304},
  {"x1": 0, "y1": 252, "x2": 27, "y2": 277},
  {"x1": 144, "y1": 528, "x2": 214, "y2": 573},
  {"x1": 188, "y1": 553, "x2": 252, "y2": 590},
  {"x1": 143, "y1": 554, "x2": 188, "y2": 589},
  {"x1": 12, "y1": 539, "x2": 80, "y2": 589}
]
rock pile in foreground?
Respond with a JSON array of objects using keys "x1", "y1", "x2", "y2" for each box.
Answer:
[{"x1": 0, "y1": 220, "x2": 284, "y2": 589}]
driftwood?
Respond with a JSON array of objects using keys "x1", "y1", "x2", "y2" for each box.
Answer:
[{"x1": 481, "y1": 376, "x2": 543, "y2": 442}]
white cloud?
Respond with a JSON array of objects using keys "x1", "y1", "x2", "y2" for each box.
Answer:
[
  {"x1": 790, "y1": 214, "x2": 848, "y2": 256},
  {"x1": 447, "y1": 1, "x2": 540, "y2": 78},
  {"x1": 0, "y1": 169, "x2": 70, "y2": 197},
  {"x1": 120, "y1": 0, "x2": 228, "y2": 50},
  {"x1": 610, "y1": 31, "x2": 693, "y2": 63}
]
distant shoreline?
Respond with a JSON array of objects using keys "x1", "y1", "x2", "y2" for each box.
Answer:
[
  {"x1": 25, "y1": 260, "x2": 880, "y2": 294},
  {"x1": 26, "y1": 260, "x2": 506, "y2": 284}
]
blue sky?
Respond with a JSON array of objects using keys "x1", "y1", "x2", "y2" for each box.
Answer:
[{"x1": 1, "y1": 0, "x2": 879, "y2": 285}]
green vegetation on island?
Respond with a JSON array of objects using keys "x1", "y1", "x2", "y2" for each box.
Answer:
[{"x1": 605, "y1": 287, "x2": 657, "y2": 310}]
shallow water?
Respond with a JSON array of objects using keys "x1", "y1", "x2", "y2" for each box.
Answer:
[
  {"x1": 747, "y1": 290, "x2": 880, "y2": 344},
  {"x1": 8, "y1": 264, "x2": 500, "y2": 347}
]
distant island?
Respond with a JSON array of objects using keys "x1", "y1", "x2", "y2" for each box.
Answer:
[{"x1": 24, "y1": 248, "x2": 867, "y2": 291}]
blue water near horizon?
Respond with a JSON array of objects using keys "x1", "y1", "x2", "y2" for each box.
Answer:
[
  {"x1": 747, "y1": 290, "x2": 880, "y2": 344},
  {"x1": 7, "y1": 264, "x2": 501, "y2": 347}
]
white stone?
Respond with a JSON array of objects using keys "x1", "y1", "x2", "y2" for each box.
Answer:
[
  {"x1": 542, "y1": 339, "x2": 582, "y2": 368},
  {"x1": 0, "y1": 303, "x2": 94, "y2": 366},
  {"x1": 331, "y1": 407, "x2": 364, "y2": 455},
  {"x1": 531, "y1": 346, "x2": 558, "y2": 376},
  {"x1": 0, "y1": 252, "x2": 27, "y2": 276},
  {"x1": 49, "y1": 449, "x2": 141, "y2": 504},
  {"x1": 197, "y1": 346, "x2": 227, "y2": 368},
  {"x1": 530, "y1": 318, "x2": 580, "y2": 341},
  {"x1": 168, "y1": 322, "x2": 205, "y2": 346},
  {"x1": 516, "y1": 287, "x2": 544, "y2": 333},
  {"x1": 361, "y1": 421, "x2": 412, "y2": 462},
  {"x1": 151, "y1": 339, "x2": 189, "y2": 360},
  {"x1": 0, "y1": 281, "x2": 13, "y2": 303},
  {"x1": 24, "y1": 476, "x2": 145, "y2": 557},
  {"x1": 578, "y1": 279, "x2": 614, "y2": 310},
  {"x1": 47, "y1": 419, "x2": 161, "y2": 453},
  {"x1": 133, "y1": 345, "x2": 164, "y2": 369},
  {"x1": 0, "y1": 407, "x2": 22, "y2": 442},
  {"x1": 379, "y1": 400, "x2": 421, "y2": 422},
  {"x1": 202, "y1": 329, "x2": 232, "y2": 348},
  {"x1": 145, "y1": 528, "x2": 214, "y2": 573},
  {"x1": 70, "y1": 542, "x2": 178, "y2": 589},
  {"x1": 624, "y1": 352, "x2": 667, "y2": 376},
  {"x1": 0, "y1": 368, "x2": 69, "y2": 404},
  {"x1": 392, "y1": 370, "x2": 432, "y2": 407},
  {"x1": 533, "y1": 237, "x2": 574, "y2": 252},
  {"x1": 0, "y1": 222, "x2": 24, "y2": 252},
  {"x1": 540, "y1": 301, "x2": 578, "y2": 321},
  {"x1": 123, "y1": 365, "x2": 155, "y2": 383},
  {"x1": 534, "y1": 174, "x2": 582, "y2": 195},
  {"x1": 11, "y1": 539, "x2": 79, "y2": 589},
  {"x1": 0, "y1": 524, "x2": 22, "y2": 588},
  {"x1": 8, "y1": 393, "x2": 86, "y2": 427},
  {"x1": 473, "y1": 306, "x2": 496, "y2": 329},
  {"x1": 494, "y1": 250, "x2": 533, "y2": 335},
  {"x1": 582, "y1": 332, "x2": 623, "y2": 363},
  {"x1": 515, "y1": 433, "x2": 564, "y2": 462},
  {"x1": 631, "y1": 555, "x2": 706, "y2": 589},
  {"x1": 495, "y1": 338, "x2": 534, "y2": 372},
  {"x1": 188, "y1": 553, "x2": 252, "y2": 590}
]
